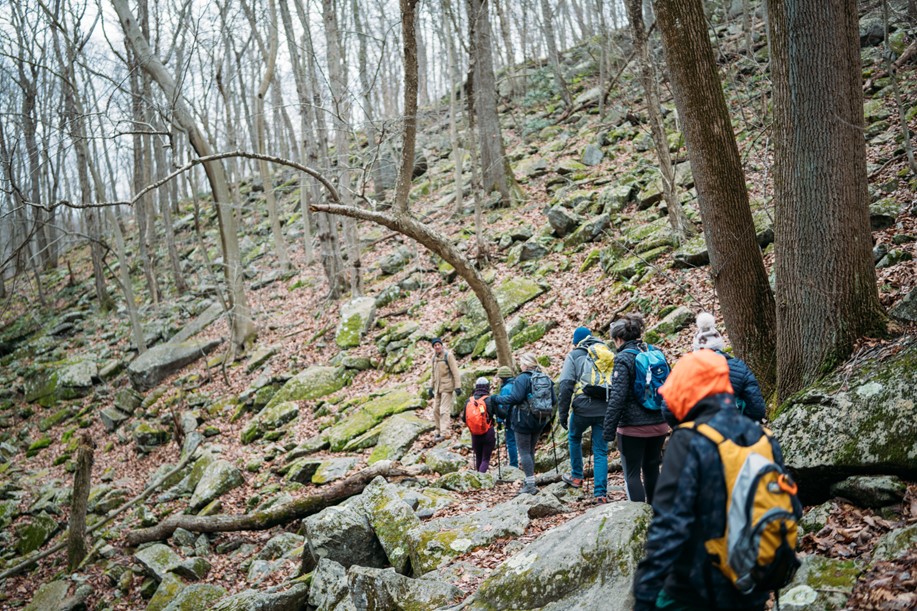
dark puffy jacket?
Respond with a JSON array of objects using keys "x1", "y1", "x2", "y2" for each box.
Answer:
[
  {"x1": 632, "y1": 394, "x2": 784, "y2": 610},
  {"x1": 557, "y1": 336, "x2": 609, "y2": 423},
  {"x1": 489, "y1": 370, "x2": 555, "y2": 434},
  {"x1": 602, "y1": 340, "x2": 666, "y2": 442},
  {"x1": 717, "y1": 350, "x2": 767, "y2": 422}
]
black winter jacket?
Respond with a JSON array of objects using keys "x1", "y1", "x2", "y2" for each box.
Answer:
[
  {"x1": 602, "y1": 340, "x2": 666, "y2": 442},
  {"x1": 557, "y1": 336, "x2": 610, "y2": 423},
  {"x1": 632, "y1": 394, "x2": 783, "y2": 610},
  {"x1": 489, "y1": 369, "x2": 555, "y2": 434}
]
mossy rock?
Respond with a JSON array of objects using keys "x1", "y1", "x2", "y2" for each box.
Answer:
[
  {"x1": 424, "y1": 448, "x2": 467, "y2": 475},
  {"x1": 241, "y1": 401, "x2": 299, "y2": 444},
  {"x1": 311, "y1": 456, "x2": 359, "y2": 485},
  {"x1": 323, "y1": 389, "x2": 422, "y2": 451},
  {"x1": 335, "y1": 297, "x2": 376, "y2": 349},
  {"x1": 368, "y1": 413, "x2": 434, "y2": 464},
  {"x1": 0, "y1": 499, "x2": 19, "y2": 529},
  {"x1": 363, "y1": 477, "x2": 422, "y2": 574},
  {"x1": 162, "y1": 584, "x2": 227, "y2": 611},
  {"x1": 147, "y1": 574, "x2": 185, "y2": 611},
  {"x1": 14, "y1": 513, "x2": 59, "y2": 555},
  {"x1": 778, "y1": 556, "x2": 861, "y2": 610},
  {"x1": 608, "y1": 246, "x2": 668, "y2": 280},
  {"x1": 580, "y1": 248, "x2": 601, "y2": 272},
  {"x1": 863, "y1": 98, "x2": 891, "y2": 123},
  {"x1": 437, "y1": 470, "x2": 495, "y2": 492},
  {"x1": 510, "y1": 321, "x2": 556, "y2": 350},
  {"x1": 189, "y1": 460, "x2": 244, "y2": 511},
  {"x1": 644, "y1": 306, "x2": 694, "y2": 345},
  {"x1": 133, "y1": 422, "x2": 170, "y2": 449},
  {"x1": 23, "y1": 581, "x2": 73, "y2": 611},
  {"x1": 460, "y1": 277, "x2": 546, "y2": 324},
  {"x1": 871, "y1": 523, "x2": 917, "y2": 565},
  {"x1": 264, "y1": 366, "x2": 352, "y2": 410},
  {"x1": 26, "y1": 435, "x2": 52, "y2": 458}
]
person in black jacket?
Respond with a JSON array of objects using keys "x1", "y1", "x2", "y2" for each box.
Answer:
[
  {"x1": 557, "y1": 326, "x2": 611, "y2": 503},
  {"x1": 692, "y1": 312, "x2": 766, "y2": 422},
  {"x1": 633, "y1": 349, "x2": 786, "y2": 611},
  {"x1": 603, "y1": 313, "x2": 670, "y2": 504},
  {"x1": 487, "y1": 352, "x2": 555, "y2": 495}
]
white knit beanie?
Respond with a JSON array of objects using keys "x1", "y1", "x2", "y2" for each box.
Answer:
[{"x1": 693, "y1": 312, "x2": 726, "y2": 352}]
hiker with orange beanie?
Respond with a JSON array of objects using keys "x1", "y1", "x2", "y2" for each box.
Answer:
[{"x1": 632, "y1": 350, "x2": 801, "y2": 611}]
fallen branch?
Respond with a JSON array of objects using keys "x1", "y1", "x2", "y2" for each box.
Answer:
[
  {"x1": 123, "y1": 461, "x2": 412, "y2": 546},
  {"x1": 0, "y1": 448, "x2": 199, "y2": 580}
]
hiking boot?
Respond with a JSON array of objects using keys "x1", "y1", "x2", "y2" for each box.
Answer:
[
  {"x1": 561, "y1": 473, "x2": 583, "y2": 488},
  {"x1": 594, "y1": 496, "x2": 609, "y2": 504},
  {"x1": 515, "y1": 483, "x2": 538, "y2": 496},
  {"x1": 433, "y1": 434, "x2": 444, "y2": 443}
]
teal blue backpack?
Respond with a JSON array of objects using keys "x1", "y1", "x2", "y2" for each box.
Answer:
[{"x1": 622, "y1": 345, "x2": 670, "y2": 410}]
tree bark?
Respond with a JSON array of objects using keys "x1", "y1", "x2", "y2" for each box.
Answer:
[
  {"x1": 113, "y1": 0, "x2": 256, "y2": 351},
  {"x1": 767, "y1": 0, "x2": 884, "y2": 400},
  {"x1": 539, "y1": 0, "x2": 573, "y2": 109},
  {"x1": 67, "y1": 434, "x2": 94, "y2": 571},
  {"x1": 125, "y1": 462, "x2": 411, "y2": 546},
  {"x1": 655, "y1": 0, "x2": 777, "y2": 396},
  {"x1": 467, "y1": 0, "x2": 517, "y2": 201},
  {"x1": 625, "y1": 0, "x2": 693, "y2": 243},
  {"x1": 395, "y1": 0, "x2": 421, "y2": 216}
]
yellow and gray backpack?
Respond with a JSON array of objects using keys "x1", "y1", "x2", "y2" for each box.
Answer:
[
  {"x1": 574, "y1": 341, "x2": 616, "y2": 400},
  {"x1": 681, "y1": 422, "x2": 802, "y2": 594}
]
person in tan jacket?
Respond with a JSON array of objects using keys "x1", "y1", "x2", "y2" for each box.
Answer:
[{"x1": 429, "y1": 337, "x2": 462, "y2": 441}]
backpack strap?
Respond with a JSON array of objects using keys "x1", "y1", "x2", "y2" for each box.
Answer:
[{"x1": 678, "y1": 421, "x2": 726, "y2": 445}]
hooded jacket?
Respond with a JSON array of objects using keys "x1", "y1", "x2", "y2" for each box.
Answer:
[
  {"x1": 632, "y1": 394, "x2": 782, "y2": 610},
  {"x1": 715, "y1": 350, "x2": 766, "y2": 422},
  {"x1": 558, "y1": 336, "x2": 610, "y2": 423},
  {"x1": 431, "y1": 349, "x2": 462, "y2": 394},
  {"x1": 602, "y1": 339, "x2": 666, "y2": 442}
]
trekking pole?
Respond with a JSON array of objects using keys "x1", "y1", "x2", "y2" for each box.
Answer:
[
  {"x1": 496, "y1": 424, "x2": 503, "y2": 480},
  {"x1": 551, "y1": 425, "x2": 559, "y2": 474}
]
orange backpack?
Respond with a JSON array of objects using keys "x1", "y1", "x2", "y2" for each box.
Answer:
[{"x1": 464, "y1": 396, "x2": 492, "y2": 435}]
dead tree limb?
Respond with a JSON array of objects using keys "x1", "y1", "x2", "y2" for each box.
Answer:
[
  {"x1": 67, "y1": 433, "x2": 94, "y2": 571},
  {"x1": 123, "y1": 462, "x2": 411, "y2": 546}
]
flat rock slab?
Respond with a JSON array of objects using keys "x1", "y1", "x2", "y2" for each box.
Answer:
[
  {"x1": 169, "y1": 302, "x2": 223, "y2": 344},
  {"x1": 408, "y1": 501, "x2": 531, "y2": 574},
  {"x1": 312, "y1": 457, "x2": 359, "y2": 485},
  {"x1": 347, "y1": 565, "x2": 463, "y2": 610},
  {"x1": 264, "y1": 366, "x2": 352, "y2": 410},
  {"x1": 128, "y1": 339, "x2": 223, "y2": 391},
  {"x1": 135, "y1": 543, "x2": 184, "y2": 580},
  {"x1": 368, "y1": 413, "x2": 434, "y2": 464},
  {"x1": 189, "y1": 460, "x2": 244, "y2": 511},
  {"x1": 324, "y1": 389, "x2": 422, "y2": 452},
  {"x1": 470, "y1": 502, "x2": 653, "y2": 611}
]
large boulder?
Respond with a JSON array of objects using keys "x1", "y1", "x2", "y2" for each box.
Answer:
[
  {"x1": 14, "y1": 513, "x2": 59, "y2": 555},
  {"x1": 308, "y1": 559, "x2": 353, "y2": 611},
  {"x1": 135, "y1": 543, "x2": 184, "y2": 580},
  {"x1": 188, "y1": 460, "x2": 244, "y2": 511},
  {"x1": 24, "y1": 580, "x2": 91, "y2": 611},
  {"x1": 302, "y1": 501, "x2": 388, "y2": 573},
  {"x1": 362, "y1": 477, "x2": 421, "y2": 574},
  {"x1": 772, "y1": 343, "x2": 917, "y2": 494},
  {"x1": 25, "y1": 360, "x2": 98, "y2": 407},
  {"x1": 212, "y1": 582, "x2": 310, "y2": 611},
  {"x1": 347, "y1": 565, "x2": 463, "y2": 610},
  {"x1": 264, "y1": 366, "x2": 352, "y2": 410},
  {"x1": 829, "y1": 475, "x2": 907, "y2": 508},
  {"x1": 368, "y1": 413, "x2": 434, "y2": 464},
  {"x1": 778, "y1": 555, "x2": 861, "y2": 611},
  {"x1": 128, "y1": 339, "x2": 223, "y2": 390},
  {"x1": 546, "y1": 206, "x2": 582, "y2": 237},
  {"x1": 408, "y1": 501, "x2": 530, "y2": 574},
  {"x1": 335, "y1": 297, "x2": 376, "y2": 349},
  {"x1": 169, "y1": 302, "x2": 223, "y2": 344},
  {"x1": 469, "y1": 502, "x2": 653, "y2": 611},
  {"x1": 323, "y1": 389, "x2": 422, "y2": 451}
]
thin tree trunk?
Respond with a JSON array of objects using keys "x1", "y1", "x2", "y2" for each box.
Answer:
[
  {"x1": 394, "y1": 0, "x2": 421, "y2": 216},
  {"x1": 767, "y1": 0, "x2": 885, "y2": 400},
  {"x1": 353, "y1": 1, "x2": 386, "y2": 204},
  {"x1": 444, "y1": 4, "x2": 466, "y2": 216},
  {"x1": 539, "y1": 0, "x2": 574, "y2": 109},
  {"x1": 113, "y1": 0, "x2": 257, "y2": 351},
  {"x1": 626, "y1": 0, "x2": 693, "y2": 242},
  {"x1": 655, "y1": 0, "x2": 776, "y2": 396},
  {"x1": 154, "y1": 122, "x2": 188, "y2": 295},
  {"x1": 67, "y1": 434, "x2": 94, "y2": 572}
]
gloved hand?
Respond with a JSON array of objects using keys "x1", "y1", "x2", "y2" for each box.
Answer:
[
  {"x1": 560, "y1": 415, "x2": 569, "y2": 431},
  {"x1": 484, "y1": 396, "x2": 495, "y2": 416},
  {"x1": 427, "y1": 387, "x2": 434, "y2": 400}
]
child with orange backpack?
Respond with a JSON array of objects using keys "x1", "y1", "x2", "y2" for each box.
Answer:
[{"x1": 463, "y1": 377, "x2": 496, "y2": 473}]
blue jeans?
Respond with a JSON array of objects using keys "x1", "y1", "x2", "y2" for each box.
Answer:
[
  {"x1": 502, "y1": 420, "x2": 518, "y2": 467},
  {"x1": 568, "y1": 413, "x2": 608, "y2": 497}
]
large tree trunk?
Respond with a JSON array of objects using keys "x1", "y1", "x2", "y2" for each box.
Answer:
[
  {"x1": 767, "y1": 0, "x2": 884, "y2": 400},
  {"x1": 125, "y1": 462, "x2": 410, "y2": 546},
  {"x1": 467, "y1": 0, "x2": 517, "y2": 202},
  {"x1": 625, "y1": 0, "x2": 693, "y2": 243},
  {"x1": 67, "y1": 434, "x2": 94, "y2": 571},
  {"x1": 655, "y1": 0, "x2": 777, "y2": 396},
  {"x1": 113, "y1": 0, "x2": 257, "y2": 351}
]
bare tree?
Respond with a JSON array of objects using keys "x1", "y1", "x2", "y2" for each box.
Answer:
[{"x1": 539, "y1": 0, "x2": 573, "y2": 109}]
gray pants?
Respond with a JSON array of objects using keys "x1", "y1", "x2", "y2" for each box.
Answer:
[{"x1": 515, "y1": 431, "x2": 538, "y2": 479}]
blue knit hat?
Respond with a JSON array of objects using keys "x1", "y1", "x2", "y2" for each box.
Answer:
[{"x1": 572, "y1": 326, "x2": 590, "y2": 346}]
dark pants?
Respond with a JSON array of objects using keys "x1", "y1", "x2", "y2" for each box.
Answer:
[
  {"x1": 618, "y1": 433, "x2": 666, "y2": 503},
  {"x1": 502, "y1": 420, "x2": 518, "y2": 467},
  {"x1": 514, "y1": 431, "x2": 539, "y2": 479},
  {"x1": 471, "y1": 428, "x2": 496, "y2": 472}
]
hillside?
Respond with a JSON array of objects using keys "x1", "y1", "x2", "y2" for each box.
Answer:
[{"x1": 1, "y1": 5, "x2": 916, "y2": 611}]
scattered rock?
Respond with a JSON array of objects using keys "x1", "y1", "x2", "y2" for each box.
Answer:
[
  {"x1": 424, "y1": 448, "x2": 467, "y2": 475},
  {"x1": 347, "y1": 565, "x2": 463, "y2": 609},
  {"x1": 241, "y1": 401, "x2": 300, "y2": 444},
  {"x1": 335, "y1": 297, "x2": 377, "y2": 349},
  {"x1": 436, "y1": 470, "x2": 495, "y2": 492},
  {"x1": 546, "y1": 206, "x2": 582, "y2": 237},
  {"x1": 645, "y1": 306, "x2": 695, "y2": 344},
  {"x1": 133, "y1": 422, "x2": 170, "y2": 450},
  {"x1": 128, "y1": 339, "x2": 223, "y2": 391},
  {"x1": 14, "y1": 513, "x2": 59, "y2": 556},
  {"x1": 323, "y1": 389, "x2": 422, "y2": 452},
  {"x1": 163, "y1": 584, "x2": 227, "y2": 611},
  {"x1": 312, "y1": 457, "x2": 359, "y2": 485},
  {"x1": 871, "y1": 523, "x2": 917, "y2": 564},
  {"x1": 169, "y1": 302, "x2": 223, "y2": 344},
  {"x1": 378, "y1": 247, "x2": 413, "y2": 276},
  {"x1": 889, "y1": 287, "x2": 917, "y2": 322},
  {"x1": 189, "y1": 460, "x2": 244, "y2": 511},
  {"x1": 212, "y1": 582, "x2": 310, "y2": 611},
  {"x1": 135, "y1": 543, "x2": 184, "y2": 580},
  {"x1": 308, "y1": 558, "x2": 352, "y2": 611},
  {"x1": 581, "y1": 143, "x2": 604, "y2": 166}
]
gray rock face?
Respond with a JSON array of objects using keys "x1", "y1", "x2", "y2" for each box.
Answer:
[
  {"x1": 368, "y1": 413, "x2": 434, "y2": 464},
  {"x1": 347, "y1": 565, "x2": 463, "y2": 610},
  {"x1": 189, "y1": 460, "x2": 244, "y2": 511},
  {"x1": 889, "y1": 287, "x2": 917, "y2": 322},
  {"x1": 169, "y1": 302, "x2": 223, "y2": 344},
  {"x1": 309, "y1": 559, "x2": 353, "y2": 611},
  {"x1": 128, "y1": 339, "x2": 223, "y2": 390},
  {"x1": 378, "y1": 247, "x2": 413, "y2": 275},
  {"x1": 302, "y1": 502, "x2": 387, "y2": 573},
  {"x1": 581, "y1": 143, "x2": 604, "y2": 166},
  {"x1": 871, "y1": 523, "x2": 917, "y2": 564},
  {"x1": 829, "y1": 475, "x2": 907, "y2": 508},
  {"x1": 362, "y1": 477, "x2": 421, "y2": 574},
  {"x1": 519, "y1": 240, "x2": 549, "y2": 263},
  {"x1": 772, "y1": 344, "x2": 917, "y2": 487},
  {"x1": 546, "y1": 206, "x2": 581, "y2": 237},
  {"x1": 408, "y1": 501, "x2": 531, "y2": 574},
  {"x1": 163, "y1": 584, "x2": 227, "y2": 611},
  {"x1": 212, "y1": 582, "x2": 311, "y2": 611},
  {"x1": 470, "y1": 502, "x2": 653, "y2": 611}
]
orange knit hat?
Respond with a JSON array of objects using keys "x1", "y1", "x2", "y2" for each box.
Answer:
[{"x1": 659, "y1": 350, "x2": 734, "y2": 422}]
